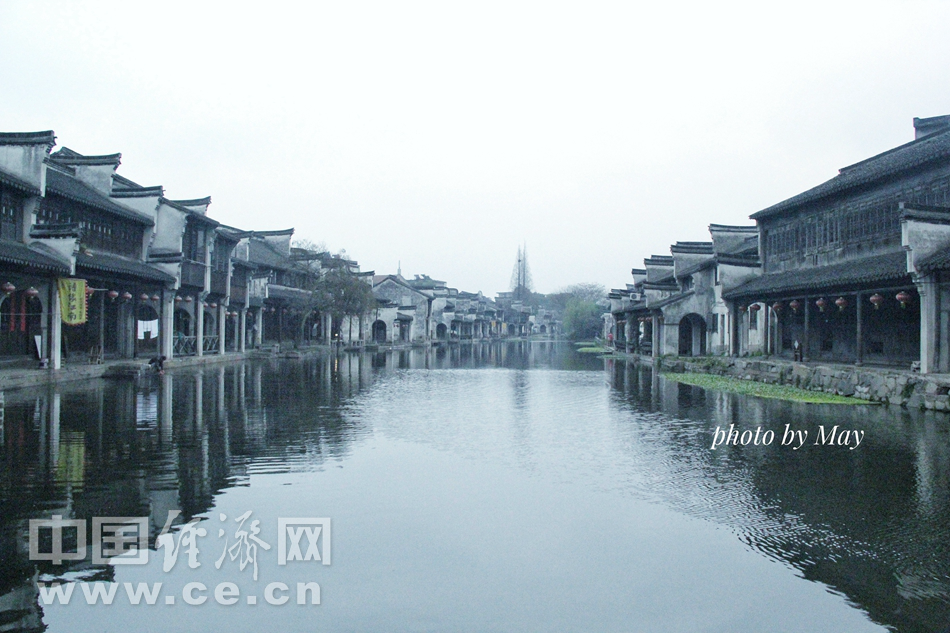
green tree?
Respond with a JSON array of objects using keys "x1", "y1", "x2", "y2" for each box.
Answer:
[
  {"x1": 561, "y1": 297, "x2": 603, "y2": 341},
  {"x1": 307, "y1": 267, "x2": 376, "y2": 342}
]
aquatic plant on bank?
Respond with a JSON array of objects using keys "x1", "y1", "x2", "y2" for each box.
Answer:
[
  {"x1": 662, "y1": 372, "x2": 865, "y2": 405},
  {"x1": 574, "y1": 341, "x2": 611, "y2": 354}
]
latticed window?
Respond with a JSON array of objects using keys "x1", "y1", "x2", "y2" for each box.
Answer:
[
  {"x1": 212, "y1": 238, "x2": 231, "y2": 272},
  {"x1": 183, "y1": 225, "x2": 206, "y2": 262},
  {"x1": 38, "y1": 195, "x2": 141, "y2": 258},
  {"x1": 79, "y1": 214, "x2": 140, "y2": 258},
  {"x1": 37, "y1": 196, "x2": 73, "y2": 224},
  {"x1": 0, "y1": 187, "x2": 22, "y2": 240}
]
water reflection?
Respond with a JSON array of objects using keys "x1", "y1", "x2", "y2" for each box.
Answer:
[
  {"x1": 608, "y1": 358, "x2": 950, "y2": 633},
  {"x1": 0, "y1": 344, "x2": 946, "y2": 632}
]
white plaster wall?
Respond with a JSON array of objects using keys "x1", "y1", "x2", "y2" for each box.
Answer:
[
  {"x1": 72, "y1": 164, "x2": 117, "y2": 194},
  {"x1": 902, "y1": 218, "x2": 950, "y2": 274},
  {"x1": 0, "y1": 144, "x2": 46, "y2": 190}
]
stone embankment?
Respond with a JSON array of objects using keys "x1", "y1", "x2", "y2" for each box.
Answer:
[{"x1": 619, "y1": 353, "x2": 950, "y2": 412}]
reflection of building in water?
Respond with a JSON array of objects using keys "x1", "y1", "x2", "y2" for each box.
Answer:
[
  {"x1": 1, "y1": 353, "x2": 399, "y2": 628},
  {"x1": 609, "y1": 359, "x2": 950, "y2": 632}
]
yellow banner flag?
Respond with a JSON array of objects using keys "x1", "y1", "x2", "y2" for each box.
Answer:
[{"x1": 58, "y1": 278, "x2": 88, "y2": 325}]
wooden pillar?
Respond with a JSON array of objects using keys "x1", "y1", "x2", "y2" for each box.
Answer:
[
  {"x1": 99, "y1": 292, "x2": 105, "y2": 361},
  {"x1": 49, "y1": 283, "x2": 62, "y2": 370},
  {"x1": 855, "y1": 292, "x2": 863, "y2": 366},
  {"x1": 802, "y1": 296, "x2": 810, "y2": 362},
  {"x1": 919, "y1": 278, "x2": 938, "y2": 374},
  {"x1": 730, "y1": 302, "x2": 740, "y2": 356},
  {"x1": 255, "y1": 308, "x2": 263, "y2": 347},
  {"x1": 196, "y1": 300, "x2": 204, "y2": 357},
  {"x1": 764, "y1": 304, "x2": 771, "y2": 357},
  {"x1": 161, "y1": 290, "x2": 174, "y2": 360},
  {"x1": 218, "y1": 304, "x2": 226, "y2": 355},
  {"x1": 239, "y1": 309, "x2": 247, "y2": 353},
  {"x1": 651, "y1": 314, "x2": 659, "y2": 357}
]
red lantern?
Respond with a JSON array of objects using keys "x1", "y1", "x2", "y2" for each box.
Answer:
[
  {"x1": 789, "y1": 299, "x2": 801, "y2": 312},
  {"x1": 140, "y1": 293, "x2": 150, "y2": 302},
  {"x1": 86, "y1": 286, "x2": 95, "y2": 296},
  {"x1": 738, "y1": 305, "x2": 747, "y2": 312},
  {"x1": 1, "y1": 282, "x2": 15, "y2": 295},
  {"x1": 184, "y1": 296, "x2": 194, "y2": 303},
  {"x1": 748, "y1": 303, "x2": 761, "y2": 313},
  {"x1": 209, "y1": 302, "x2": 217, "y2": 309},
  {"x1": 107, "y1": 290, "x2": 119, "y2": 301},
  {"x1": 896, "y1": 291, "x2": 912, "y2": 308},
  {"x1": 772, "y1": 302, "x2": 782, "y2": 313},
  {"x1": 121, "y1": 292, "x2": 133, "y2": 301},
  {"x1": 151, "y1": 294, "x2": 160, "y2": 302},
  {"x1": 815, "y1": 297, "x2": 827, "y2": 312},
  {"x1": 25, "y1": 287, "x2": 39, "y2": 298},
  {"x1": 869, "y1": 293, "x2": 883, "y2": 310},
  {"x1": 835, "y1": 297, "x2": 848, "y2": 311},
  {"x1": 175, "y1": 296, "x2": 183, "y2": 303}
]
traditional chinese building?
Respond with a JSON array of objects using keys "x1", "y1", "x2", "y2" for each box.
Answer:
[{"x1": 725, "y1": 115, "x2": 950, "y2": 370}]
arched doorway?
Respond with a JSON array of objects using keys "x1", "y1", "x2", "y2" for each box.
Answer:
[
  {"x1": 539, "y1": 324, "x2": 547, "y2": 335},
  {"x1": 678, "y1": 313, "x2": 707, "y2": 356},
  {"x1": 507, "y1": 323, "x2": 516, "y2": 336},
  {"x1": 372, "y1": 320, "x2": 387, "y2": 343},
  {"x1": 436, "y1": 323, "x2": 447, "y2": 340}
]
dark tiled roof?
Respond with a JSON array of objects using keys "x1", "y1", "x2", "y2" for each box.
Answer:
[
  {"x1": 0, "y1": 167, "x2": 41, "y2": 195},
  {"x1": 722, "y1": 235, "x2": 759, "y2": 256},
  {"x1": 50, "y1": 149, "x2": 121, "y2": 166},
  {"x1": 46, "y1": 169, "x2": 153, "y2": 226},
  {"x1": 709, "y1": 223, "x2": 757, "y2": 233},
  {"x1": 671, "y1": 241, "x2": 713, "y2": 254},
  {"x1": 76, "y1": 251, "x2": 175, "y2": 283},
  {"x1": 651, "y1": 290, "x2": 694, "y2": 309},
  {"x1": 248, "y1": 239, "x2": 294, "y2": 271},
  {"x1": 160, "y1": 197, "x2": 219, "y2": 226},
  {"x1": 724, "y1": 251, "x2": 909, "y2": 299},
  {"x1": 676, "y1": 259, "x2": 715, "y2": 278},
  {"x1": 752, "y1": 129, "x2": 950, "y2": 219},
  {"x1": 717, "y1": 253, "x2": 761, "y2": 267},
  {"x1": 0, "y1": 239, "x2": 70, "y2": 273},
  {"x1": 0, "y1": 131, "x2": 55, "y2": 146},
  {"x1": 916, "y1": 247, "x2": 950, "y2": 273},
  {"x1": 267, "y1": 284, "x2": 311, "y2": 302}
]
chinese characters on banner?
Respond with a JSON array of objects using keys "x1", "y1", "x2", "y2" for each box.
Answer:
[{"x1": 57, "y1": 278, "x2": 87, "y2": 325}]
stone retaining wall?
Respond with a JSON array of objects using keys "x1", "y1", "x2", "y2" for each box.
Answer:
[{"x1": 620, "y1": 353, "x2": 950, "y2": 412}]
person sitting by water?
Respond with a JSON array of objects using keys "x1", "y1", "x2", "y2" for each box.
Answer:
[{"x1": 148, "y1": 355, "x2": 166, "y2": 375}]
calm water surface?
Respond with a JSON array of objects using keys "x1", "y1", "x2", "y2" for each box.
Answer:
[{"x1": 1, "y1": 342, "x2": 949, "y2": 632}]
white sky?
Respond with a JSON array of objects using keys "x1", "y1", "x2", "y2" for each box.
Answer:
[{"x1": 2, "y1": 1, "x2": 949, "y2": 296}]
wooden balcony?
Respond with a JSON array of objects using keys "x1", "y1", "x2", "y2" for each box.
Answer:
[{"x1": 181, "y1": 260, "x2": 205, "y2": 288}]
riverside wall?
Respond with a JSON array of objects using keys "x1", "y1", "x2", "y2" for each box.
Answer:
[{"x1": 617, "y1": 352, "x2": 950, "y2": 412}]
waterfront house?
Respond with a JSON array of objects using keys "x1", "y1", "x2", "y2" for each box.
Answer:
[{"x1": 726, "y1": 115, "x2": 950, "y2": 371}]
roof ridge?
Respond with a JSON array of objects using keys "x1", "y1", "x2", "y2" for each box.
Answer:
[{"x1": 0, "y1": 131, "x2": 56, "y2": 146}]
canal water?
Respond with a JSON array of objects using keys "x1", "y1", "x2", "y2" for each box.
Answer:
[{"x1": 1, "y1": 342, "x2": 948, "y2": 632}]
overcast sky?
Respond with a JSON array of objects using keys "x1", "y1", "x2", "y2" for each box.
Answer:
[{"x1": 2, "y1": 2, "x2": 949, "y2": 296}]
